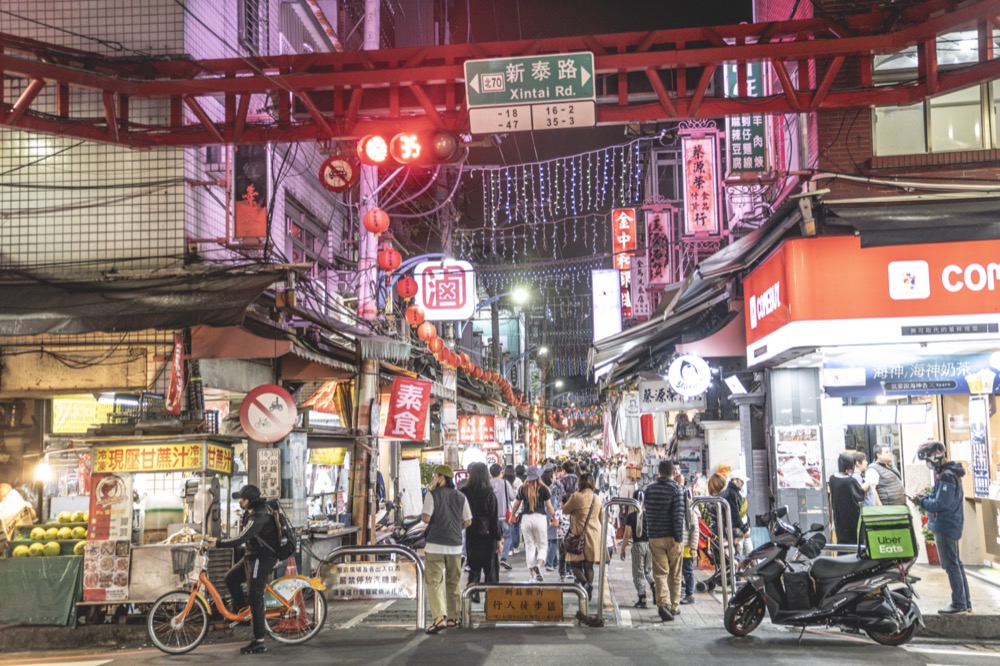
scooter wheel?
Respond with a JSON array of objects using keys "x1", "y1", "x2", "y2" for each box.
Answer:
[
  {"x1": 865, "y1": 594, "x2": 918, "y2": 646},
  {"x1": 723, "y1": 594, "x2": 765, "y2": 637}
]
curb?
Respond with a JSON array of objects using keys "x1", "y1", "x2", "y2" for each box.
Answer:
[{"x1": 0, "y1": 622, "x2": 243, "y2": 653}]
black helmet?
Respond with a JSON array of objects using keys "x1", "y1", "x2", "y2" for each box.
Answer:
[{"x1": 916, "y1": 440, "x2": 946, "y2": 468}]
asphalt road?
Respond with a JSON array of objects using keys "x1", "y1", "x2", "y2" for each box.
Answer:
[{"x1": 2, "y1": 625, "x2": 1000, "y2": 666}]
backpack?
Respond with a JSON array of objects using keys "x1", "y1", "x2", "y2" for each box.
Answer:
[{"x1": 262, "y1": 499, "x2": 298, "y2": 560}]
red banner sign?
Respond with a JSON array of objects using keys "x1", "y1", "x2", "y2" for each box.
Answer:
[
  {"x1": 385, "y1": 377, "x2": 432, "y2": 441},
  {"x1": 165, "y1": 333, "x2": 184, "y2": 415},
  {"x1": 458, "y1": 415, "x2": 496, "y2": 444},
  {"x1": 611, "y1": 208, "x2": 637, "y2": 254}
]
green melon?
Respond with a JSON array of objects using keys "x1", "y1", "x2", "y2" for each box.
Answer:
[
  {"x1": 12, "y1": 545, "x2": 30, "y2": 558},
  {"x1": 56, "y1": 527, "x2": 73, "y2": 540},
  {"x1": 73, "y1": 541, "x2": 86, "y2": 556},
  {"x1": 28, "y1": 543, "x2": 45, "y2": 557},
  {"x1": 29, "y1": 527, "x2": 46, "y2": 540},
  {"x1": 57, "y1": 511, "x2": 73, "y2": 524},
  {"x1": 71, "y1": 511, "x2": 86, "y2": 523},
  {"x1": 71, "y1": 527, "x2": 87, "y2": 540},
  {"x1": 43, "y1": 541, "x2": 62, "y2": 556},
  {"x1": 43, "y1": 527, "x2": 59, "y2": 540}
]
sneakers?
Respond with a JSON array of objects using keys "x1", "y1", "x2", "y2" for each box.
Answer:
[
  {"x1": 499, "y1": 559, "x2": 513, "y2": 571},
  {"x1": 545, "y1": 566, "x2": 556, "y2": 572},
  {"x1": 634, "y1": 596, "x2": 648, "y2": 609},
  {"x1": 657, "y1": 605, "x2": 674, "y2": 622},
  {"x1": 531, "y1": 565, "x2": 543, "y2": 582},
  {"x1": 938, "y1": 605, "x2": 971, "y2": 614},
  {"x1": 680, "y1": 595, "x2": 695, "y2": 605},
  {"x1": 239, "y1": 639, "x2": 268, "y2": 654}
]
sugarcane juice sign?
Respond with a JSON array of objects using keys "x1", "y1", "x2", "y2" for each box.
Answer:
[
  {"x1": 83, "y1": 473, "x2": 134, "y2": 602},
  {"x1": 92, "y1": 442, "x2": 233, "y2": 475},
  {"x1": 485, "y1": 586, "x2": 563, "y2": 622}
]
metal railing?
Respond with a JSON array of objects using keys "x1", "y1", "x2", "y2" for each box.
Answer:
[
  {"x1": 596, "y1": 497, "x2": 642, "y2": 624},
  {"x1": 460, "y1": 582, "x2": 589, "y2": 629},
  {"x1": 322, "y1": 544, "x2": 426, "y2": 631},
  {"x1": 692, "y1": 496, "x2": 735, "y2": 607}
]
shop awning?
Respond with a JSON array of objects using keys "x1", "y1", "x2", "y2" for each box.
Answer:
[
  {"x1": 0, "y1": 268, "x2": 288, "y2": 336},
  {"x1": 823, "y1": 195, "x2": 1000, "y2": 247}
]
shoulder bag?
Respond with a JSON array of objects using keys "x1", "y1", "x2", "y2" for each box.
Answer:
[{"x1": 562, "y1": 499, "x2": 596, "y2": 556}]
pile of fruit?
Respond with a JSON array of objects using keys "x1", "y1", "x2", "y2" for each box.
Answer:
[{"x1": 11, "y1": 511, "x2": 89, "y2": 558}]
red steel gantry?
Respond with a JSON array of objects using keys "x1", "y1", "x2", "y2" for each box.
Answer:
[{"x1": 0, "y1": 0, "x2": 999, "y2": 147}]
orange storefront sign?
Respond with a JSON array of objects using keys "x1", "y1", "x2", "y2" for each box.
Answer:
[{"x1": 744, "y1": 236, "x2": 1000, "y2": 364}]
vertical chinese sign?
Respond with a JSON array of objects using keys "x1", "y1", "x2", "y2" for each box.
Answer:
[
  {"x1": 611, "y1": 207, "x2": 637, "y2": 319},
  {"x1": 644, "y1": 207, "x2": 675, "y2": 287},
  {"x1": 165, "y1": 333, "x2": 184, "y2": 415},
  {"x1": 724, "y1": 62, "x2": 768, "y2": 174},
  {"x1": 630, "y1": 253, "x2": 651, "y2": 320},
  {"x1": 458, "y1": 415, "x2": 496, "y2": 444},
  {"x1": 680, "y1": 133, "x2": 721, "y2": 236},
  {"x1": 385, "y1": 377, "x2": 432, "y2": 441},
  {"x1": 84, "y1": 473, "x2": 134, "y2": 602}
]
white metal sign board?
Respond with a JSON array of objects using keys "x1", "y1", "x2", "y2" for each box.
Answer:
[
  {"x1": 257, "y1": 448, "x2": 281, "y2": 499},
  {"x1": 469, "y1": 101, "x2": 596, "y2": 135},
  {"x1": 412, "y1": 259, "x2": 478, "y2": 321}
]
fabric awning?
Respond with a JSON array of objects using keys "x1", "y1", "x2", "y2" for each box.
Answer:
[
  {"x1": 822, "y1": 196, "x2": 1000, "y2": 247},
  {"x1": 0, "y1": 268, "x2": 287, "y2": 336}
]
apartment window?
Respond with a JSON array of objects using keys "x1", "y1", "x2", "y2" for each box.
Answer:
[
  {"x1": 239, "y1": 0, "x2": 269, "y2": 55},
  {"x1": 873, "y1": 29, "x2": 998, "y2": 156},
  {"x1": 286, "y1": 197, "x2": 331, "y2": 287}
]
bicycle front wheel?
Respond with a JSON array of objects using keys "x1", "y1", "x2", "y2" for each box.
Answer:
[
  {"x1": 265, "y1": 586, "x2": 327, "y2": 644},
  {"x1": 147, "y1": 590, "x2": 211, "y2": 655}
]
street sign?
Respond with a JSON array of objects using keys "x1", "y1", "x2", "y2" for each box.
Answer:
[
  {"x1": 258, "y1": 448, "x2": 281, "y2": 499},
  {"x1": 240, "y1": 384, "x2": 297, "y2": 443},
  {"x1": 465, "y1": 52, "x2": 596, "y2": 135},
  {"x1": 465, "y1": 52, "x2": 595, "y2": 108}
]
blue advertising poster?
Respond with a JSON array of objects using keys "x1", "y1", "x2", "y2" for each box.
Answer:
[{"x1": 823, "y1": 352, "x2": 1000, "y2": 398}]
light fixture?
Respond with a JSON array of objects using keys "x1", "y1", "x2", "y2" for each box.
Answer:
[
  {"x1": 555, "y1": 379, "x2": 565, "y2": 389},
  {"x1": 33, "y1": 460, "x2": 51, "y2": 484},
  {"x1": 510, "y1": 287, "x2": 530, "y2": 305},
  {"x1": 538, "y1": 346, "x2": 549, "y2": 356}
]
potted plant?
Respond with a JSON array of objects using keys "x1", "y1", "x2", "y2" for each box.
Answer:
[{"x1": 915, "y1": 486, "x2": 939, "y2": 566}]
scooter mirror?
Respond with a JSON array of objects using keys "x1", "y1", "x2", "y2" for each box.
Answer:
[
  {"x1": 810, "y1": 523, "x2": 825, "y2": 532},
  {"x1": 776, "y1": 506, "x2": 788, "y2": 518}
]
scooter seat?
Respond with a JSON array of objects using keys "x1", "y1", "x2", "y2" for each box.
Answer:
[{"x1": 809, "y1": 554, "x2": 882, "y2": 580}]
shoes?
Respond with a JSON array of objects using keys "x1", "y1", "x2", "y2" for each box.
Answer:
[
  {"x1": 239, "y1": 639, "x2": 268, "y2": 654},
  {"x1": 585, "y1": 584, "x2": 593, "y2": 600},
  {"x1": 657, "y1": 605, "x2": 674, "y2": 622},
  {"x1": 672, "y1": 607, "x2": 681, "y2": 616},
  {"x1": 499, "y1": 560, "x2": 513, "y2": 571},
  {"x1": 464, "y1": 565, "x2": 471, "y2": 572},
  {"x1": 532, "y1": 565, "x2": 543, "y2": 582},
  {"x1": 471, "y1": 591, "x2": 481, "y2": 604},
  {"x1": 425, "y1": 618, "x2": 447, "y2": 634},
  {"x1": 545, "y1": 566, "x2": 556, "y2": 572},
  {"x1": 938, "y1": 605, "x2": 971, "y2": 614},
  {"x1": 634, "y1": 596, "x2": 647, "y2": 609},
  {"x1": 680, "y1": 595, "x2": 695, "y2": 605}
]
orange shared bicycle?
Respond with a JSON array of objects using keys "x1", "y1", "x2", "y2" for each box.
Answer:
[{"x1": 146, "y1": 544, "x2": 327, "y2": 655}]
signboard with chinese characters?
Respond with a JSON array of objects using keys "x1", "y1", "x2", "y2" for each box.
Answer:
[
  {"x1": 458, "y1": 415, "x2": 496, "y2": 444},
  {"x1": 92, "y1": 441, "x2": 232, "y2": 475},
  {"x1": 84, "y1": 472, "x2": 134, "y2": 602},
  {"x1": 485, "y1": 585, "x2": 563, "y2": 622},
  {"x1": 644, "y1": 207, "x2": 675, "y2": 287},
  {"x1": 724, "y1": 62, "x2": 768, "y2": 174},
  {"x1": 611, "y1": 208, "x2": 637, "y2": 319},
  {"x1": 384, "y1": 377, "x2": 432, "y2": 442},
  {"x1": 638, "y1": 379, "x2": 706, "y2": 412},
  {"x1": 412, "y1": 260, "x2": 478, "y2": 321},
  {"x1": 822, "y1": 351, "x2": 1000, "y2": 398},
  {"x1": 630, "y1": 252, "x2": 651, "y2": 319},
  {"x1": 323, "y1": 560, "x2": 418, "y2": 600},
  {"x1": 258, "y1": 448, "x2": 281, "y2": 499},
  {"x1": 681, "y1": 134, "x2": 721, "y2": 236}
]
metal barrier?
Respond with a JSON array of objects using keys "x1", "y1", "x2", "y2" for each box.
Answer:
[
  {"x1": 460, "y1": 582, "x2": 589, "y2": 629},
  {"x1": 692, "y1": 496, "x2": 735, "y2": 607},
  {"x1": 322, "y1": 544, "x2": 427, "y2": 631},
  {"x1": 596, "y1": 497, "x2": 642, "y2": 624}
]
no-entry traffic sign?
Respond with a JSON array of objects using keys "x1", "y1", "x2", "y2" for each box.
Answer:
[{"x1": 240, "y1": 384, "x2": 297, "y2": 443}]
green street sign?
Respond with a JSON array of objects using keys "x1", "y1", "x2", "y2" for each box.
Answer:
[
  {"x1": 464, "y1": 52, "x2": 595, "y2": 109},
  {"x1": 724, "y1": 62, "x2": 768, "y2": 173}
]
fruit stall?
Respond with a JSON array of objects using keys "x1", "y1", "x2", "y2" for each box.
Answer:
[{"x1": 0, "y1": 435, "x2": 237, "y2": 625}]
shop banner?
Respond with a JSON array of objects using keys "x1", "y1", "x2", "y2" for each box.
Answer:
[
  {"x1": 681, "y1": 133, "x2": 721, "y2": 236},
  {"x1": 774, "y1": 426, "x2": 823, "y2": 490},
  {"x1": 630, "y1": 252, "x2": 652, "y2": 320},
  {"x1": 823, "y1": 351, "x2": 1000, "y2": 398},
  {"x1": 645, "y1": 208, "x2": 675, "y2": 286},
  {"x1": 385, "y1": 377, "x2": 432, "y2": 442},
  {"x1": 638, "y1": 380, "x2": 707, "y2": 412},
  {"x1": 458, "y1": 415, "x2": 496, "y2": 444},
  {"x1": 165, "y1": 333, "x2": 184, "y2": 415},
  {"x1": 93, "y1": 442, "x2": 232, "y2": 475},
  {"x1": 84, "y1": 472, "x2": 133, "y2": 602},
  {"x1": 970, "y1": 396, "x2": 991, "y2": 499}
]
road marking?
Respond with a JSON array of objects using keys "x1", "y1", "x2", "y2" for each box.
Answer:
[
  {"x1": 4, "y1": 661, "x2": 113, "y2": 666},
  {"x1": 905, "y1": 646, "x2": 1000, "y2": 658},
  {"x1": 620, "y1": 609, "x2": 632, "y2": 627},
  {"x1": 340, "y1": 599, "x2": 394, "y2": 629}
]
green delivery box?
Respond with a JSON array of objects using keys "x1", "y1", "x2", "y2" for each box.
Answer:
[{"x1": 858, "y1": 505, "x2": 918, "y2": 560}]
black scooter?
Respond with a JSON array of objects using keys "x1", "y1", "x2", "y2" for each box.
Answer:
[{"x1": 724, "y1": 507, "x2": 923, "y2": 646}]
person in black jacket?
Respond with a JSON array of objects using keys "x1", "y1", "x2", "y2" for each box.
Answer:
[
  {"x1": 460, "y1": 462, "x2": 502, "y2": 602},
  {"x1": 642, "y1": 460, "x2": 686, "y2": 622},
  {"x1": 218, "y1": 484, "x2": 280, "y2": 655},
  {"x1": 718, "y1": 473, "x2": 750, "y2": 538}
]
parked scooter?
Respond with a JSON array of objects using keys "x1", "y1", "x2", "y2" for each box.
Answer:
[
  {"x1": 724, "y1": 507, "x2": 923, "y2": 646},
  {"x1": 375, "y1": 514, "x2": 427, "y2": 550}
]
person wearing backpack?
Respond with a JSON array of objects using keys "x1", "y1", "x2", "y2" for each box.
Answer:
[{"x1": 218, "y1": 484, "x2": 280, "y2": 655}]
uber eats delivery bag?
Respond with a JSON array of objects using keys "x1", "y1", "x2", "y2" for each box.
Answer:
[{"x1": 858, "y1": 505, "x2": 918, "y2": 560}]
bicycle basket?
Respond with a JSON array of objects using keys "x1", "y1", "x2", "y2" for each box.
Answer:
[{"x1": 171, "y1": 547, "x2": 197, "y2": 576}]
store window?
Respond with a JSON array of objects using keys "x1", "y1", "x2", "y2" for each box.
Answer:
[{"x1": 873, "y1": 29, "x2": 999, "y2": 156}]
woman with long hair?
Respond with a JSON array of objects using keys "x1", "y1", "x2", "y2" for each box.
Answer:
[
  {"x1": 508, "y1": 465, "x2": 557, "y2": 582},
  {"x1": 561, "y1": 472, "x2": 604, "y2": 599},
  {"x1": 460, "y1": 462, "x2": 502, "y2": 601}
]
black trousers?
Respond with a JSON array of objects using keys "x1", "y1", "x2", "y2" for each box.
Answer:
[
  {"x1": 571, "y1": 560, "x2": 595, "y2": 593},
  {"x1": 224, "y1": 553, "x2": 278, "y2": 640}
]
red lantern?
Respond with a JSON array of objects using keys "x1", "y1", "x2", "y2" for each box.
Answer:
[
  {"x1": 428, "y1": 337, "x2": 444, "y2": 354},
  {"x1": 459, "y1": 352, "x2": 471, "y2": 368},
  {"x1": 489, "y1": 372, "x2": 499, "y2": 384},
  {"x1": 396, "y1": 275, "x2": 418, "y2": 301},
  {"x1": 417, "y1": 321, "x2": 437, "y2": 341},
  {"x1": 473, "y1": 367, "x2": 485, "y2": 380},
  {"x1": 378, "y1": 245, "x2": 402, "y2": 272},
  {"x1": 363, "y1": 207, "x2": 390, "y2": 235},
  {"x1": 404, "y1": 304, "x2": 425, "y2": 327}
]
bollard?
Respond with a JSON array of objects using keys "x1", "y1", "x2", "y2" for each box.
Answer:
[{"x1": 692, "y1": 496, "x2": 735, "y2": 607}]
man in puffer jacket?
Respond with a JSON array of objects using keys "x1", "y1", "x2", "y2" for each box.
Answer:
[{"x1": 914, "y1": 440, "x2": 970, "y2": 615}]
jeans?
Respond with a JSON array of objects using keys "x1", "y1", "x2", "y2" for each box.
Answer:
[
  {"x1": 510, "y1": 520, "x2": 521, "y2": 550},
  {"x1": 499, "y1": 520, "x2": 513, "y2": 561},
  {"x1": 649, "y1": 537, "x2": 683, "y2": 612},
  {"x1": 546, "y1": 538, "x2": 559, "y2": 568},
  {"x1": 682, "y1": 556, "x2": 694, "y2": 596},
  {"x1": 935, "y1": 533, "x2": 971, "y2": 609},
  {"x1": 521, "y1": 513, "x2": 548, "y2": 569},
  {"x1": 425, "y1": 552, "x2": 463, "y2": 622}
]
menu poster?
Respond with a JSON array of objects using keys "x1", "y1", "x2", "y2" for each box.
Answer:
[
  {"x1": 83, "y1": 472, "x2": 134, "y2": 602},
  {"x1": 969, "y1": 396, "x2": 991, "y2": 499},
  {"x1": 774, "y1": 425, "x2": 823, "y2": 490}
]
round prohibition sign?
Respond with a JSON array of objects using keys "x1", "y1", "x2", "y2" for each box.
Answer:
[{"x1": 240, "y1": 384, "x2": 297, "y2": 443}]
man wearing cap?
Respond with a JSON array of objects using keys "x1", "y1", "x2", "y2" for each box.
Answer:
[
  {"x1": 422, "y1": 464, "x2": 472, "y2": 633},
  {"x1": 719, "y1": 472, "x2": 750, "y2": 537},
  {"x1": 218, "y1": 484, "x2": 280, "y2": 654}
]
